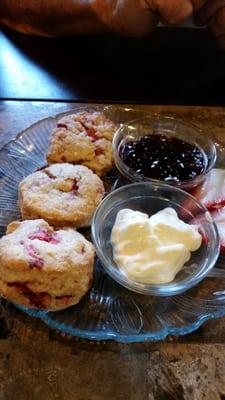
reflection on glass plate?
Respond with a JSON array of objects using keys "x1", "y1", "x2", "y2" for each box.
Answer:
[{"x1": 1, "y1": 105, "x2": 225, "y2": 342}]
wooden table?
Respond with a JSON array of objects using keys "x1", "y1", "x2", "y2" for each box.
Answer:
[{"x1": 1, "y1": 101, "x2": 225, "y2": 399}]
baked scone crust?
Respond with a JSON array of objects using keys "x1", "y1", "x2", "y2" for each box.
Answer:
[
  {"x1": 0, "y1": 219, "x2": 95, "y2": 311},
  {"x1": 19, "y1": 163, "x2": 104, "y2": 228},
  {"x1": 47, "y1": 111, "x2": 116, "y2": 176}
]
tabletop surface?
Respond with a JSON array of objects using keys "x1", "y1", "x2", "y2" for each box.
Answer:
[
  {"x1": 1, "y1": 100, "x2": 225, "y2": 399},
  {"x1": 1, "y1": 26, "x2": 225, "y2": 105}
]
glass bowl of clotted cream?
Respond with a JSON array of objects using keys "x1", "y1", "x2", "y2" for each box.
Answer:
[{"x1": 91, "y1": 182, "x2": 220, "y2": 296}]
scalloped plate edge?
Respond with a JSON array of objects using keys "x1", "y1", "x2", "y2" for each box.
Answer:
[{"x1": 16, "y1": 303, "x2": 225, "y2": 343}]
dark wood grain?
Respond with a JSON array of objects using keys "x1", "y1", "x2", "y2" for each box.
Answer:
[{"x1": 1, "y1": 101, "x2": 225, "y2": 399}]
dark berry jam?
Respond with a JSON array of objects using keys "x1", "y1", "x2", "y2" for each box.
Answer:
[{"x1": 119, "y1": 134, "x2": 207, "y2": 183}]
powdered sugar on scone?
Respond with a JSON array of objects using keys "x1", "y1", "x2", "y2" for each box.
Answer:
[
  {"x1": 0, "y1": 219, "x2": 94, "y2": 311},
  {"x1": 47, "y1": 111, "x2": 116, "y2": 176},
  {"x1": 19, "y1": 163, "x2": 104, "y2": 228}
]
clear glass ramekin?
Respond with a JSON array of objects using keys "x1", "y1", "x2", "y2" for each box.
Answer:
[
  {"x1": 92, "y1": 182, "x2": 220, "y2": 296},
  {"x1": 113, "y1": 115, "x2": 217, "y2": 191}
]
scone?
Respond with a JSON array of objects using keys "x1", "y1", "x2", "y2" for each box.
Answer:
[
  {"x1": 0, "y1": 219, "x2": 95, "y2": 311},
  {"x1": 47, "y1": 111, "x2": 116, "y2": 176},
  {"x1": 19, "y1": 163, "x2": 104, "y2": 228}
]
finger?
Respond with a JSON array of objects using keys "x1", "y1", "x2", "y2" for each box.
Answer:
[
  {"x1": 208, "y1": 6, "x2": 225, "y2": 36},
  {"x1": 195, "y1": 0, "x2": 225, "y2": 26},
  {"x1": 113, "y1": 0, "x2": 159, "y2": 36},
  {"x1": 94, "y1": 0, "x2": 159, "y2": 36},
  {"x1": 152, "y1": 0, "x2": 193, "y2": 25}
]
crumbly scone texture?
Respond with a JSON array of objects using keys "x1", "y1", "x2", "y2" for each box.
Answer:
[
  {"x1": 46, "y1": 111, "x2": 116, "y2": 176},
  {"x1": 19, "y1": 163, "x2": 104, "y2": 228},
  {"x1": 0, "y1": 219, "x2": 95, "y2": 311}
]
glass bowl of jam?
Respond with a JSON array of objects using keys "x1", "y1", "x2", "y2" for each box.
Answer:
[
  {"x1": 92, "y1": 182, "x2": 220, "y2": 296},
  {"x1": 113, "y1": 115, "x2": 217, "y2": 190}
]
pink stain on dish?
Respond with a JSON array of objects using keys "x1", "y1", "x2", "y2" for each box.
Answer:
[{"x1": 28, "y1": 228, "x2": 60, "y2": 244}]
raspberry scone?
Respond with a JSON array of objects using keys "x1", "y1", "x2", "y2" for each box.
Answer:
[
  {"x1": 19, "y1": 163, "x2": 104, "y2": 228},
  {"x1": 0, "y1": 219, "x2": 95, "y2": 311},
  {"x1": 46, "y1": 111, "x2": 116, "y2": 176}
]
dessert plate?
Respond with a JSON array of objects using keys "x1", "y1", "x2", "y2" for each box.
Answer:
[{"x1": 1, "y1": 105, "x2": 225, "y2": 342}]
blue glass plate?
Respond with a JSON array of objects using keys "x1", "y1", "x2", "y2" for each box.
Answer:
[{"x1": 1, "y1": 105, "x2": 225, "y2": 343}]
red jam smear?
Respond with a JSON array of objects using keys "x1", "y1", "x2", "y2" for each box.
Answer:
[
  {"x1": 57, "y1": 123, "x2": 68, "y2": 129},
  {"x1": 28, "y1": 228, "x2": 60, "y2": 244},
  {"x1": 86, "y1": 128, "x2": 98, "y2": 142},
  {"x1": 23, "y1": 242, "x2": 44, "y2": 269},
  {"x1": 79, "y1": 119, "x2": 98, "y2": 142},
  {"x1": 71, "y1": 178, "x2": 79, "y2": 194},
  {"x1": 119, "y1": 134, "x2": 207, "y2": 182},
  {"x1": 8, "y1": 282, "x2": 50, "y2": 308},
  {"x1": 95, "y1": 148, "x2": 104, "y2": 156}
]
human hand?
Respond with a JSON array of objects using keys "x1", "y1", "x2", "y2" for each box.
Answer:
[
  {"x1": 0, "y1": 0, "x2": 207, "y2": 37},
  {"x1": 195, "y1": 0, "x2": 225, "y2": 49},
  {"x1": 94, "y1": 0, "x2": 208, "y2": 36}
]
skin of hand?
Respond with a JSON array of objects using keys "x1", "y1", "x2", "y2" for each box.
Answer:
[
  {"x1": 195, "y1": 1, "x2": 225, "y2": 49},
  {"x1": 0, "y1": 0, "x2": 207, "y2": 37}
]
